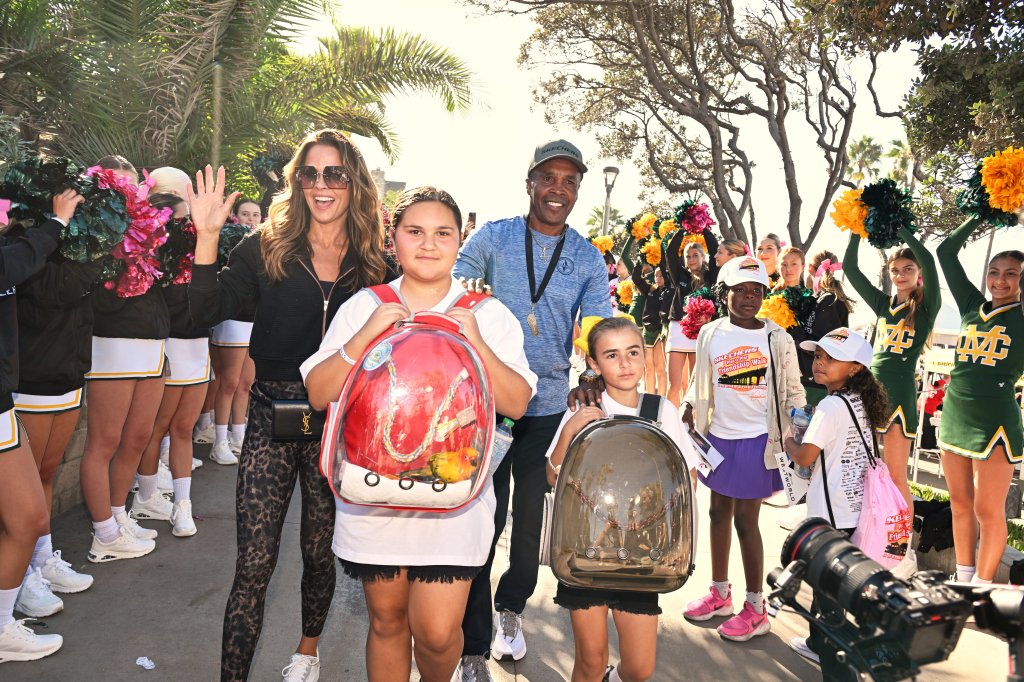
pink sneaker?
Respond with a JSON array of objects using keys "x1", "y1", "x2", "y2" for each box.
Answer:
[
  {"x1": 717, "y1": 600, "x2": 770, "y2": 642},
  {"x1": 683, "y1": 585, "x2": 733, "y2": 621}
]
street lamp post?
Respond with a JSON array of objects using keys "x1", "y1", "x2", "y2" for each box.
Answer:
[{"x1": 601, "y1": 166, "x2": 620, "y2": 235}]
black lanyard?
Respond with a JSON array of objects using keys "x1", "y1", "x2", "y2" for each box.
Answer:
[{"x1": 524, "y1": 225, "x2": 567, "y2": 305}]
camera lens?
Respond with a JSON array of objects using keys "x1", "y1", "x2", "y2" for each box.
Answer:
[{"x1": 782, "y1": 517, "x2": 889, "y2": 617}]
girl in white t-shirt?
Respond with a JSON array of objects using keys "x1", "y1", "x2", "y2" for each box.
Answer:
[
  {"x1": 782, "y1": 326, "x2": 890, "y2": 664},
  {"x1": 301, "y1": 187, "x2": 536, "y2": 682},
  {"x1": 546, "y1": 317, "x2": 697, "y2": 682}
]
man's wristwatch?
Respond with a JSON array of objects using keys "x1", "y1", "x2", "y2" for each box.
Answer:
[{"x1": 579, "y1": 369, "x2": 600, "y2": 384}]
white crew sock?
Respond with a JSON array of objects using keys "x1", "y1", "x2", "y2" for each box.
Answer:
[
  {"x1": 196, "y1": 411, "x2": 213, "y2": 431},
  {"x1": 173, "y1": 477, "x2": 191, "y2": 503},
  {"x1": 0, "y1": 586, "x2": 19, "y2": 627},
  {"x1": 30, "y1": 534, "x2": 53, "y2": 569},
  {"x1": 110, "y1": 505, "x2": 126, "y2": 517},
  {"x1": 93, "y1": 516, "x2": 120, "y2": 543},
  {"x1": 971, "y1": 574, "x2": 993, "y2": 584},
  {"x1": 956, "y1": 564, "x2": 977, "y2": 582},
  {"x1": 215, "y1": 424, "x2": 229, "y2": 445},
  {"x1": 137, "y1": 474, "x2": 159, "y2": 501},
  {"x1": 746, "y1": 591, "x2": 764, "y2": 614},
  {"x1": 230, "y1": 423, "x2": 246, "y2": 443},
  {"x1": 712, "y1": 580, "x2": 730, "y2": 599}
]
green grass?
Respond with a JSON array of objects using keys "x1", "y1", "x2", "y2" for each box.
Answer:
[{"x1": 910, "y1": 482, "x2": 949, "y2": 502}]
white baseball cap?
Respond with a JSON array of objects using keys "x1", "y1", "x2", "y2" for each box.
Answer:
[
  {"x1": 799, "y1": 327, "x2": 873, "y2": 367},
  {"x1": 719, "y1": 256, "x2": 769, "y2": 288}
]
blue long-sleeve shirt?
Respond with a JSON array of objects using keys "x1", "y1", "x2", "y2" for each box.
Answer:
[{"x1": 455, "y1": 216, "x2": 611, "y2": 416}]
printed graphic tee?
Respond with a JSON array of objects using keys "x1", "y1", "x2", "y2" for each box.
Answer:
[
  {"x1": 803, "y1": 393, "x2": 870, "y2": 529},
  {"x1": 708, "y1": 321, "x2": 770, "y2": 439}
]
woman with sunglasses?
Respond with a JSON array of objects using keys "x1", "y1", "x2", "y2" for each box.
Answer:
[{"x1": 187, "y1": 130, "x2": 395, "y2": 682}]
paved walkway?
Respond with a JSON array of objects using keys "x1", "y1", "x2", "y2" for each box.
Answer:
[{"x1": 3, "y1": 442, "x2": 1009, "y2": 681}]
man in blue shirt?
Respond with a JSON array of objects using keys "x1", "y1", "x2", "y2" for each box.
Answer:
[{"x1": 455, "y1": 140, "x2": 612, "y2": 679}]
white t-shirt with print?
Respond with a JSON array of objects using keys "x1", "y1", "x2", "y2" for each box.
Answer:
[
  {"x1": 545, "y1": 391, "x2": 699, "y2": 471},
  {"x1": 803, "y1": 393, "x2": 871, "y2": 530},
  {"x1": 708, "y1": 321, "x2": 770, "y2": 439},
  {"x1": 300, "y1": 276, "x2": 538, "y2": 567}
]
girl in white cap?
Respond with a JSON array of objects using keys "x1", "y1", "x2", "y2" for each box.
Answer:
[
  {"x1": 681, "y1": 255, "x2": 805, "y2": 642},
  {"x1": 782, "y1": 326, "x2": 890, "y2": 663}
]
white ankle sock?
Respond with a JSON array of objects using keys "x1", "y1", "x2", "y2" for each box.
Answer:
[
  {"x1": 956, "y1": 564, "x2": 977, "y2": 582},
  {"x1": 31, "y1": 534, "x2": 53, "y2": 569},
  {"x1": 197, "y1": 411, "x2": 213, "y2": 430},
  {"x1": 93, "y1": 516, "x2": 120, "y2": 543},
  {"x1": 110, "y1": 505, "x2": 126, "y2": 517},
  {"x1": 971, "y1": 574, "x2": 993, "y2": 584},
  {"x1": 230, "y1": 423, "x2": 245, "y2": 443},
  {"x1": 215, "y1": 424, "x2": 229, "y2": 444},
  {"x1": 712, "y1": 580, "x2": 730, "y2": 599},
  {"x1": 173, "y1": 477, "x2": 191, "y2": 503},
  {"x1": 137, "y1": 474, "x2": 159, "y2": 501},
  {"x1": 0, "y1": 586, "x2": 19, "y2": 627},
  {"x1": 746, "y1": 592, "x2": 764, "y2": 613}
]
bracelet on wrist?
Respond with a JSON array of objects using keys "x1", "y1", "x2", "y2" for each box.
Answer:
[{"x1": 338, "y1": 345, "x2": 357, "y2": 365}]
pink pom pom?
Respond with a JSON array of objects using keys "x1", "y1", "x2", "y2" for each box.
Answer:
[{"x1": 681, "y1": 296, "x2": 716, "y2": 339}]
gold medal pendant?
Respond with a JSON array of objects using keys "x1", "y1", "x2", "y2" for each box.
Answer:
[{"x1": 527, "y1": 309, "x2": 539, "y2": 336}]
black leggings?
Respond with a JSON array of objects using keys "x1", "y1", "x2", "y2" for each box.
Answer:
[{"x1": 221, "y1": 381, "x2": 336, "y2": 682}]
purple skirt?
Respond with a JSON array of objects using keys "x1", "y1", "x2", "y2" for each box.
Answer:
[{"x1": 698, "y1": 433, "x2": 782, "y2": 499}]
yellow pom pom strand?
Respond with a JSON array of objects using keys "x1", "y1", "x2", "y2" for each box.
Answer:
[
  {"x1": 591, "y1": 235, "x2": 614, "y2": 254},
  {"x1": 640, "y1": 239, "x2": 662, "y2": 266},
  {"x1": 980, "y1": 146, "x2": 1024, "y2": 213},
  {"x1": 658, "y1": 218, "x2": 678, "y2": 239},
  {"x1": 617, "y1": 280, "x2": 634, "y2": 306},
  {"x1": 757, "y1": 294, "x2": 798, "y2": 329},
  {"x1": 830, "y1": 188, "x2": 869, "y2": 238}
]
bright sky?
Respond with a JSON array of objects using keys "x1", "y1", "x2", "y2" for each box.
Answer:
[{"x1": 303, "y1": 0, "x2": 1021, "y2": 330}]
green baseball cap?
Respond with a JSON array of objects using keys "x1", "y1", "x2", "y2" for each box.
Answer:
[{"x1": 528, "y1": 139, "x2": 588, "y2": 175}]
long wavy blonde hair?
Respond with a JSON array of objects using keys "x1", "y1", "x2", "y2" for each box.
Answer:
[{"x1": 260, "y1": 130, "x2": 386, "y2": 287}]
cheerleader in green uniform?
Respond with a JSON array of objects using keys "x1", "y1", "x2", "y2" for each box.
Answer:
[
  {"x1": 936, "y1": 217, "x2": 1024, "y2": 584},
  {"x1": 844, "y1": 227, "x2": 939, "y2": 517}
]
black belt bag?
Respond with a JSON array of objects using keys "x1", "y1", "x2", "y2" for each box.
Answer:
[{"x1": 270, "y1": 400, "x2": 326, "y2": 441}]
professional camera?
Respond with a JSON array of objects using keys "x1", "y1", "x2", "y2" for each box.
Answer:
[{"x1": 768, "y1": 517, "x2": 1024, "y2": 681}]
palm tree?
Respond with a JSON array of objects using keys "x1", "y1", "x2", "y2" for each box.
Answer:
[
  {"x1": 846, "y1": 135, "x2": 883, "y2": 186},
  {"x1": 0, "y1": 0, "x2": 473, "y2": 195},
  {"x1": 885, "y1": 138, "x2": 918, "y2": 190},
  {"x1": 585, "y1": 205, "x2": 624, "y2": 229}
]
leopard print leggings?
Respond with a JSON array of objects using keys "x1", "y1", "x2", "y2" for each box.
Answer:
[{"x1": 221, "y1": 381, "x2": 336, "y2": 682}]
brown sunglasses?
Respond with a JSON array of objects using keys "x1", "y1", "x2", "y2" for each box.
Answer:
[{"x1": 294, "y1": 165, "x2": 351, "y2": 189}]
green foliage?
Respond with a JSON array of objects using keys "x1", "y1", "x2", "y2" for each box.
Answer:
[
  {"x1": 0, "y1": 0, "x2": 474, "y2": 195},
  {"x1": 909, "y1": 481, "x2": 949, "y2": 503}
]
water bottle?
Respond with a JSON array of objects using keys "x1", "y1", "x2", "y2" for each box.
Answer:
[
  {"x1": 490, "y1": 418, "x2": 515, "y2": 475},
  {"x1": 789, "y1": 406, "x2": 814, "y2": 479}
]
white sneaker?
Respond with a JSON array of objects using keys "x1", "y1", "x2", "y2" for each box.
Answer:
[
  {"x1": 459, "y1": 655, "x2": 492, "y2": 681},
  {"x1": 790, "y1": 636, "x2": 820, "y2": 664},
  {"x1": 210, "y1": 440, "x2": 238, "y2": 465},
  {"x1": 14, "y1": 568, "x2": 64, "y2": 617},
  {"x1": 193, "y1": 422, "x2": 215, "y2": 444},
  {"x1": 171, "y1": 500, "x2": 197, "y2": 537},
  {"x1": 229, "y1": 438, "x2": 243, "y2": 455},
  {"x1": 282, "y1": 650, "x2": 320, "y2": 682},
  {"x1": 132, "y1": 491, "x2": 173, "y2": 521},
  {"x1": 891, "y1": 549, "x2": 919, "y2": 580},
  {"x1": 191, "y1": 457, "x2": 203, "y2": 470},
  {"x1": 0, "y1": 619, "x2": 62, "y2": 663},
  {"x1": 88, "y1": 526, "x2": 156, "y2": 563},
  {"x1": 157, "y1": 461, "x2": 174, "y2": 491},
  {"x1": 490, "y1": 610, "x2": 526, "y2": 661},
  {"x1": 40, "y1": 551, "x2": 93, "y2": 594},
  {"x1": 115, "y1": 510, "x2": 159, "y2": 540}
]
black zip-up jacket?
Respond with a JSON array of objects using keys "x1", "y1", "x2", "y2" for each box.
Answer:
[
  {"x1": 631, "y1": 263, "x2": 668, "y2": 333},
  {"x1": 1, "y1": 219, "x2": 63, "y2": 412},
  {"x1": 789, "y1": 290, "x2": 851, "y2": 389},
  {"x1": 164, "y1": 283, "x2": 209, "y2": 339},
  {"x1": 91, "y1": 279, "x2": 170, "y2": 340},
  {"x1": 664, "y1": 228, "x2": 720, "y2": 321},
  {"x1": 189, "y1": 231, "x2": 395, "y2": 382},
  {"x1": 17, "y1": 254, "x2": 105, "y2": 396}
]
